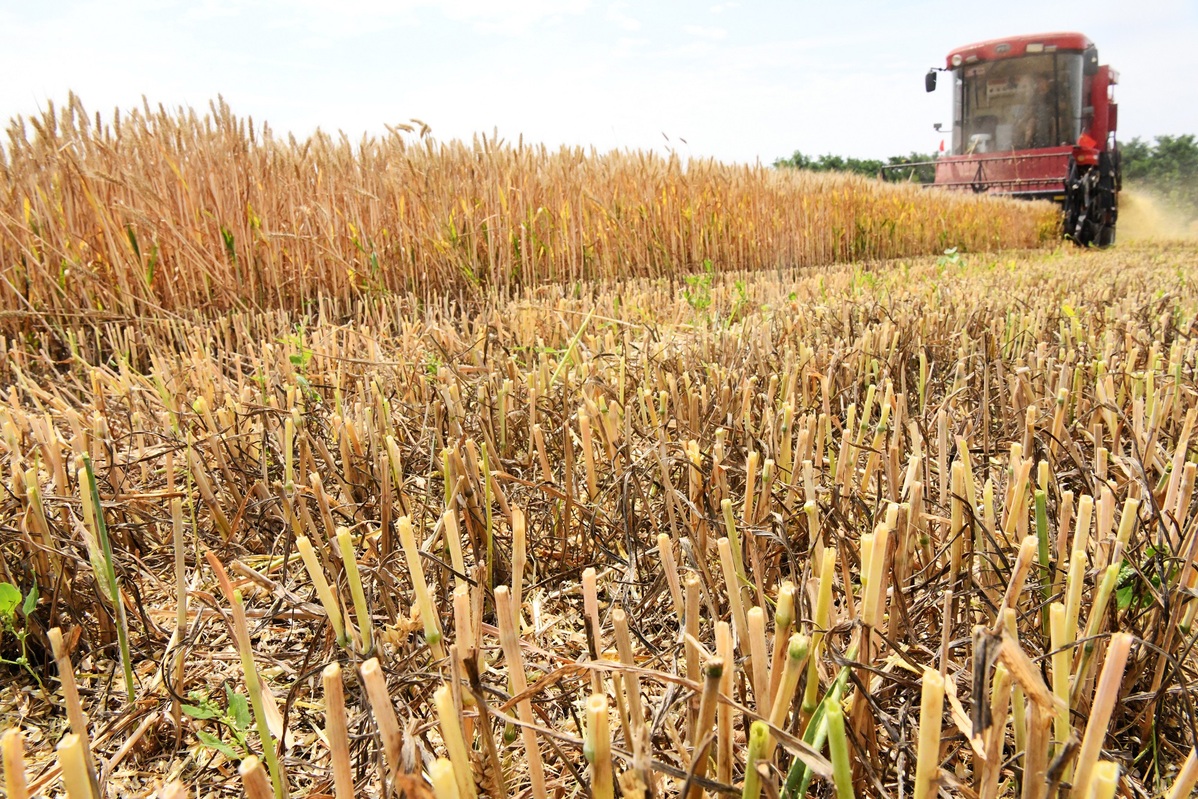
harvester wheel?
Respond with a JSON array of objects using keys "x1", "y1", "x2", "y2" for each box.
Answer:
[{"x1": 1063, "y1": 154, "x2": 1118, "y2": 248}]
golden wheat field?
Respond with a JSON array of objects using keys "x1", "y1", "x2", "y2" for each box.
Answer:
[
  {"x1": 1, "y1": 99, "x2": 1198, "y2": 799},
  {"x1": 0, "y1": 96, "x2": 1058, "y2": 323}
]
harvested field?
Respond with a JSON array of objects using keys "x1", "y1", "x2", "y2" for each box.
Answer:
[{"x1": 1, "y1": 239, "x2": 1198, "y2": 798}]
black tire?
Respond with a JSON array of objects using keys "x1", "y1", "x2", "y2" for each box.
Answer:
[
  {"x1": 1062, "y1": 158, "x2": 1090, "y2": 245},
  {"x1": 1063, "y1": 152, "x2": 1118, "y2": 248},
  {"x1": 1077, "y1": 220, "x2": 1101, "y2": 247}
]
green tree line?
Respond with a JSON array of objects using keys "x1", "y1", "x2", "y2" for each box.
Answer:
[
  {"x1": 1120, "y1": 134, "x2": 1198, "y2": 218},
  {"x1": 773, "y1": 150, "x2": 938, "y2": 183}
]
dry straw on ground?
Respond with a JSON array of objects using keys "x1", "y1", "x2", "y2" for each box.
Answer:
[{"x1": 0, "y1": 237, "x2": 1197, "y2": 797}]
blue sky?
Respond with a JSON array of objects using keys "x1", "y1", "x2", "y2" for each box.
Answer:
[{"x1": 1, "y1": 1, "x2": 1194, "y2": 164}]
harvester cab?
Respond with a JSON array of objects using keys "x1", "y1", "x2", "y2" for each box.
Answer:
[{"x1": 888, "y1": 32, "x2": 1121, "y2": 246}]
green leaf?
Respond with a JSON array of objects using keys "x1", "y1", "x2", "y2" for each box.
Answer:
[
  {"x1": 181, "y1": 703, "x2": 220, "y2": 720},
  {"x1": 126, "y1": 225, "x2": 140, "y2": 259},
  {"x1": 145, "y1": 245, "x2": 159, "y2": 289},
  {"x1": 21, "y1": 580, "x2": 38, "y2": 617},
  {"x1": 0, "y1": 584, "x2": 20, "y2": 618},
  {"x1": 220, "y1": 226, "x2": 236, "y2": 262},
  {"x1": 196, "y1": 729, "x2": 240, "y2": 760},
  {"x1": 1116, "y1": 583, "x2": 1135, "y2": 612},
  {"x1": 226, "y1": 688, "x2": 251, "y2": 732}
]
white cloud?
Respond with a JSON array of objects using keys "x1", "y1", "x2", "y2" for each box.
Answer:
[
  {"x1": 606, "y1": 2, "x2": 640, "y2": 31},
  {"x1": 613, "y1": 37, "x2": 650, "y2": 57},
  {"x1": 684, "y1": 25, "x2": 727, "y2": 40},
  {"x1": 709, "y1": 2, "x2": 740, "y2": 12},
  {"x1": 273, "y1": 0, "x2": 589, "y2": 37},
  {"x1": 183, "y1": 0, "x2": 245, "y2": 22},
  {"x1": 441, "y1": 0, "x2": 591, "y2": 35}
]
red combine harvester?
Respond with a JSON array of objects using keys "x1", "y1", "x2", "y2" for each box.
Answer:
[{"x1": 888, "y1": 32, "x2": 1121, "y2": 246}]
